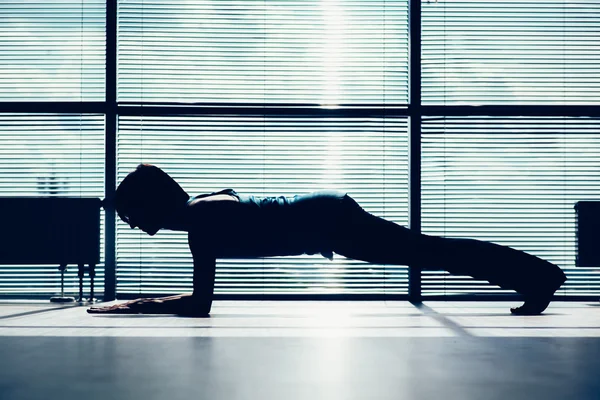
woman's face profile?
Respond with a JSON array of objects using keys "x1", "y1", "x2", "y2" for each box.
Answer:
[{"x1": 124, "y1": 205, "x2": 161, "y2": 236}]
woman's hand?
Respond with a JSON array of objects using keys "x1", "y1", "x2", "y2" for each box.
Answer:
[
  {"x1": 88, "y1": 298, "x2": 151, "y2": 314},
  {"x1": 88, "y1": 296, "x2": 180, "y2": 314},
  {"x1": 87, "y1": 294, "x2": 210, "y2": 317}
]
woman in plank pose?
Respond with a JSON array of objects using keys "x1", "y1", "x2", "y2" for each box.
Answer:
[{"x1": 89, "y1": 164, "x2": 566, "y2": 316}]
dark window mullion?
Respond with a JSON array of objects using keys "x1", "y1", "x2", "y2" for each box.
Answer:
[
  {"x1": 103, "y1": 0, "x2": 117, "y2": 301},
  {"x1": 409, "y1": 0, "x2": 422, "y2": 301}
]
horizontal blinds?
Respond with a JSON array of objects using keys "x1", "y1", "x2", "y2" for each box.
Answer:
[
  {"x1": 421, "y1": 116, "x2": 600, "y2": 296},
  {"x1": 421, "y1": 0, "x2": 600, "y2": 105},
  {"x1": 117, "y1": 0, "x2": 408, "y2": 104},
  {"x1": 0, "y1": 114, "x2": 105, "y2": 297},
  {"x1": 0, "y1": 0, "x2": 106, "y2": 102},
  {"x1": 116, "y1": 115, "x2": 408, "y2": 295}
]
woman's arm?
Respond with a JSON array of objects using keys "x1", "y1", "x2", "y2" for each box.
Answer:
[
  {"x1": 179, "y1": 251, "x2": 216, "y2": 317},
  {"x1": 88, "y1": 232, "x2": 217, "y2": 316},
  {"x1": 184, "y1": 229, "x2": 217, "y2": 317},
  {"x1": 88, "y1": 252, "x2": 216, "y2": 317}
]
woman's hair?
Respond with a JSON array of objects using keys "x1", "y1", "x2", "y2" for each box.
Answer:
[{"x1": 115, "y1": 164, "x2": 189, "y2": 223}]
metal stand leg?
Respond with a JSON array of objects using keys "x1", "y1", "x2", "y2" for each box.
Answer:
[
  {"x1": 75, "y1": 263, "x2": 98, "y2": 304},
  {"x1": 88, "y1": 263, "x2": 98, "y2": 303},
  {"x1": 50, "y1": 264, "x2": 74, "y2": 303},
  {"x1": 77, "y1": 263, "x2": 85, "y2": 302}
]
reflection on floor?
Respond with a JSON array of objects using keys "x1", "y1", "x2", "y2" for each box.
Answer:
[{"x1": 0, "y1": 301, "x2": 599, "y2": 400}]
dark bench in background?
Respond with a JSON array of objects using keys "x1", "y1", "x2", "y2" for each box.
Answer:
[
  {"x1": 575, "y1": 201, "x2": 600, "y2": 268},
  {"x1": 0, "y1": 197, "x2": 101, "y2": 302}
]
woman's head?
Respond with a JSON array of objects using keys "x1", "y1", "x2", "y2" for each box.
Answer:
[{"x1": 115, "y1": 164, "x2": 189, "y2": 235}]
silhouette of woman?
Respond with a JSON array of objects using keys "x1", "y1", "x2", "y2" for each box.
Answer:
[{"x1": 89, "y1": 164, "x2": 566, "y2": 317}]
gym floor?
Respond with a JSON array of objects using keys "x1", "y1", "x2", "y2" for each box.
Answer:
[{"x1": 1, "y1": 301, "x2": 599, "y2": 400}]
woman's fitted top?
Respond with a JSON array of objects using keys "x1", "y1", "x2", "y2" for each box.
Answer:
[{"x1": 186, "y1": 189, "x2": 347, "y2": 260}]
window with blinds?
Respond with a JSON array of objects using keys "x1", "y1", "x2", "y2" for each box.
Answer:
[
  {"x1": 421, "y1": 0, "x2": 600, "y2": 105},
  {"x1": 421, "y1": 116, "x2": 600, "y2": 296},
  {"x1": 117, "y1": 0, "x2": 409, "y2": 104},
  {"x1": 116, "y1": 115, "x2": 408, "y2": 295},
  {"x1": 0, "y1": 1, "x2": 106, "y2": 298},
  {"x1": 0, "y1": 114, "x2": 106, "y2": 297},
  {"x1": 114, "y1": 0, "x2": 410, "y2": 296},
  {"x1": 0, "y1": 0, "x2": 106, "y2": 102},
  {"x1": 3, "y1": 0, "x2": 599, "y2": 300}
]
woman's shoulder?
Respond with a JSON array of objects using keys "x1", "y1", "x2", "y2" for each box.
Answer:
[
  {"x1": 193, "y1": 188, "x2": 239, "y2": 200},
  {"x1": 185, "y1": 190, "x2": 249, "y2": 228},
  {"x1": 187, "y1": 189, "x2": 241, "y2": 206}
]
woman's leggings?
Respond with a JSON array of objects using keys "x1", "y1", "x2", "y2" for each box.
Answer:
[{"x1": 330, "y1": 194, "x2": 566, "y2": 297}]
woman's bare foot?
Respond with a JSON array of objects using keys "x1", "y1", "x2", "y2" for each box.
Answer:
[
  {"x1": 510, "y1": 298, "x2": 552, "y2": 315},
  {"x1": 510, "y1": 272, "x2": 567, "y2": 315}
]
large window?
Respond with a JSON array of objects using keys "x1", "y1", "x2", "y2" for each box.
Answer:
[
  {"x1": 118, "y1": 0, "x2": 409, "y2": 104},
  {"x1": 0, "y1": 0, "x2": 106, "y2": 298},
  {"x1": 419, "y1": 0, "x2": 600, "y2": 297},
  {"x1": 421, "y1": 116, "x2": 600, "y2": 296},
  {"x1": 0, "y1": 0, "x2": 598, "y2": 299},
  {"x1": 0, "y1": 114, "x2": 105, "y2": 297},
  {"x1": 422, "y1": 0, "x2": 600, "y2": 105},
  {"x1": 116, "y1": 0, "x2": 410, "y2": 295},
  {"x1": 117, "y1": 115, "x2": 408, "y2": 295},
  {"x1": 0, "y1": 0, "x2": 106, "y2": 101}
]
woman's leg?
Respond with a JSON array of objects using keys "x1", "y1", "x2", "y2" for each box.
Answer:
[{"x1": 331, "y1": 195, "x2": 567, "y2": 314}]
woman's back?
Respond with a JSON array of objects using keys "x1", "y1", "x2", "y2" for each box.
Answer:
[{"x1": 187, "y1": 189, "x2": 347, "y2": 259}]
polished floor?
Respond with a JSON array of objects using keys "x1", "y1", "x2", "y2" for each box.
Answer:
[{"x1": 1, "y1": 301, "x2": 599, "y2": 400}]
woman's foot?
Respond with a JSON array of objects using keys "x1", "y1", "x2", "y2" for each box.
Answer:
[
  {"x1": 510, "y1": 271, "x2": 567, "y2": 315},
  {"x1": 510, "y1": 298, "x2": 552, "y2": 315}
]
